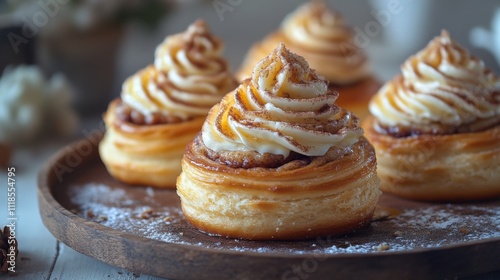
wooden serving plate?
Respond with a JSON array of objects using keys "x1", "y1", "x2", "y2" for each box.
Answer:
[{"x1": 38, "y1": 136, "x2": 500, "y2": 280}]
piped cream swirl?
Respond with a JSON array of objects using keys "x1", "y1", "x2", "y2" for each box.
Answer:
[
  {"x1": 370, "y1": 31, "x2": 500, "y2": 134},
  {"x1": 202, "y1": 43, "x2": 363, "y2": 157},
  {"x1": 121, "y1": 20, "x2": 237, "y2": 120},
  {"x1": 281, "y1": 2, "x2": 369, "y2": 84}
]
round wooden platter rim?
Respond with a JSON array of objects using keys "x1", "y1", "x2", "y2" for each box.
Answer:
[{"x1": 37, "y1": 136, "x2": 500, "y2": 279}]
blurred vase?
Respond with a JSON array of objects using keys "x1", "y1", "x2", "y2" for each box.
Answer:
[{"x1": 37, "y1": 24, "x2": 124, "y2": 115}]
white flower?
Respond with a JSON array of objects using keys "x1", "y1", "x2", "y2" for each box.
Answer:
[
  {"x1": 0, "y1": 66, "x2": 45, "y2": 143},
  {"x1": 0, "y1": 65, "x2": 78, "y2": 144}
]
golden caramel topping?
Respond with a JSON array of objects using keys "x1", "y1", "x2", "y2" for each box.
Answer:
[
  {"x1": 121, "y1": 20, "x2": 237, "y2": 122},
  {"x1": 202, "y1": 43, "x2": 363, "y2": 157},
  {"x1": 370, "y1": 30, "x2": 500, "y2": 135}
]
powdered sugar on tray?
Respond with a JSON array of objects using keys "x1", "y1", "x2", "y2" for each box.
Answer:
[
  {"x1": 312, "y1": 204, "x2": 500, "y2": 254},
  {"x1": 66, "y1": 183, "x2": 500, "y2": 255}
]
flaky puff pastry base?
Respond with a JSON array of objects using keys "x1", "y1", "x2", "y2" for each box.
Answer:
[
  {"x1": 177, "y1": 135, "x2": 381, "y2": 240},
  {"x1": 99, "y1": 99, "x2": 205, "y2": 188},
  {"x1": 363, "y1": 116, "x2": 500, "y2": 201}
]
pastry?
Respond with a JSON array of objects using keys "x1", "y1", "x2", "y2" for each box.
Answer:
[
  {"x1": 236, "y1": 1, "x2": 380, "y2": 119},
  {"x1": 363, "y1": 30, "x2": 500, "y2": 201},
  {"x1": 99, "y1": 20, "x2": 238, "y2": 188},
  {"x1": 177, "y1": 43, "x2": 381, "y2": 240}
]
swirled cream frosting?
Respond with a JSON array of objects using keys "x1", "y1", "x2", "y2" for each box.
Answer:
[
  {"x1": 121, "y1": 20, "x2": 237, "y2": 121},
  {"x1": 280, "y1": 2, "x2": 369, "y2": 84},
  {"x1": 202, "y1": 43, "x2": 363, "y2": 157},
  {"x1": 370, "y1": 30, "x2": 500, "y2": 135}
]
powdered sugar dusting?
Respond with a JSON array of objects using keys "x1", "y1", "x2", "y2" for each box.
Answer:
[
  {"x1": 64, "y1": 183, "x2": 500, "y2": 255},
  {"x1": 312, "y1": 204, "x2": 500, "y2": 254}
]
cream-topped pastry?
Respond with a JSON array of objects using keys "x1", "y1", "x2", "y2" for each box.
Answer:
[
  {"x1": 363, "y1": 30, "x2": 500, "y2": 201},
  {"x1": 121, "y1": 20, "x2": 236, "y2": 122},
  {"x1": 236, "y1": 2, "x2": 379, "y2": 120},
  {"x1": 177, "y1": 43, "x2": 380, "y2": 240},
  {"x1": 238, "y1": 2, "x2": 369, "y2": 84},
  {"x1": 203, "y1": 43, "x2": 362, "y2": 158},
  {"x1": 99, "y1": 20, "x2": 238, "y2": 188},
  {"x1": 280, "y1": 1, "x2": 369, "y2": 84},
  {"x1": 370, "y1": 30, "x2": 500, "y2": 136}
]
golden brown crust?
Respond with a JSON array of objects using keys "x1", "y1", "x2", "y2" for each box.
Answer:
[
  {"x1": 183, "y1": 206, "x2": 375, "y2": 240},
  {"x1": 363, "y1": 116, "x2": 500, "y2": 201},
  {"x1": 176, "y1": 134, "x2": 381, "y2": 240},
  {"x1": 99, "y1": 99, "x2": 205, "y2": 188}
]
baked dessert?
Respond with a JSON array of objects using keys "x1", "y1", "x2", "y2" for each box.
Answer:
[
  {"x1": 99, "y1": 20, "x2": 238, "y2": 188},
  {"x1": 363, "y1": 30, "x2": 500, "y2": 201},
  {"x1": 177, "y1": 43, "x2": 381, "y2": 240},
  {"x1": 236, "y1": 1, "x2": 380, "y2": 119}
]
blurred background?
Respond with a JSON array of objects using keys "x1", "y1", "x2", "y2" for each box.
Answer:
[{"x1": 0, "y1": 0, "x2": 500, "y2": 148}]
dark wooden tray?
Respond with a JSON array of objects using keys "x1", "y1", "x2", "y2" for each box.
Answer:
[{"x1": 38, "y1": 136, "x2": 500, "y2": 280}]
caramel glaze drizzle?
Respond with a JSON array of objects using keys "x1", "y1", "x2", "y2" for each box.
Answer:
[
  {"x1": 371, "y1": 31, "x2": 500, "y2": 138},
  {"x1": 201, "y1": 43, "x2": 363, "y2": 167}
]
